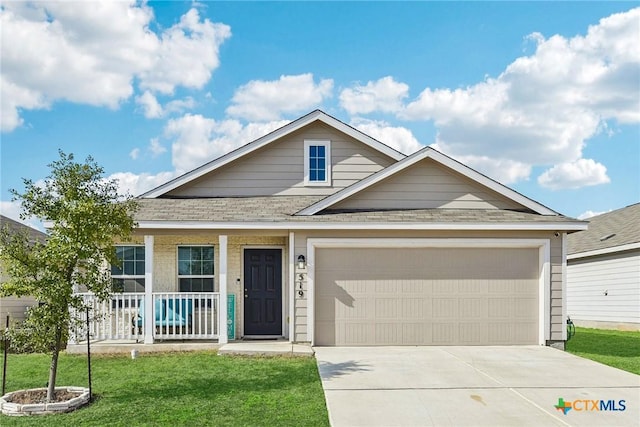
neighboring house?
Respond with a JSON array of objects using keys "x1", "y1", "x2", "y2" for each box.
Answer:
[
  {"x1": 81, "y1": 110, "x2": 587, "y2": 349},
  {"x1": 567, "y1": 203, "x2": 640, "y2": 331},
  {"x1": 0, "y1": 215, "x2": 47, "y2": 330}
]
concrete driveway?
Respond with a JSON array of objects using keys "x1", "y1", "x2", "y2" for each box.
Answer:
[{"x1": 315, "y1": 346, "x2": 640, "y2": 427}]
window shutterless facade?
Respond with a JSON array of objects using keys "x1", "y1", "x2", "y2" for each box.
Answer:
[
  {"x1": 177, "y1": 245, "x2": 215, "y2": 292},
  {"x1": 111, "y1": 245, "x2": 145, "y2": 293},
  {"x1": 304, "y1": 140, "x2": 331, "y2": 186}
]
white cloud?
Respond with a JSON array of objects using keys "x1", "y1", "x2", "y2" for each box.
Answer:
[
  {"x1": 164, "y1": 97, "x2": 196, "y2": 115},
  {"x1": 136, "y1": 91, "x2": 163, "y2": 119},
  {"x1": 138, "y1": 8, "x2": 231, "y2": 94},
  {"x1": 340, "y1": 76, "x2": 409, "y2": 115},
  {"x1": 135, "y1": 91, "x2": 196, "y2": 119},
  {"x1": 148, "y1": 138, "x2": 167, "y2": 157},
  {"x1": 399, "y1": 7, "x2": 640, "y2": 186},
  {"x1": 108, "y1": 171, "x2": 177, "y2": 197},
  {"x1": 577, "y1": 209, "x2": 611, "y2": 220},
  {"x1": 537, "y1": 158, "x2": 610, "y2": 190},
  {"x1": 165, "y1": 114, "x2": 290, "y2": 173},
  {"x1": 351, "y1": 118, "x2": 423, "y2": 155},
  {"x1": 1, "y1": 2, "x2": 230, "y2": 132},
  {"x1": 226, "y1": 74, "x2": 333, "y2": 121},
  {"x1": 129, "y1": 148, "x2": 141, "y2": 160}
]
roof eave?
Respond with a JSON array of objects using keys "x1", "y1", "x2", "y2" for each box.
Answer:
[
  {"x1": 134, "y1": 220, "x2": 588, "y2": 231},
  {"x1": 567, "y1": 242, "x2": 640, "y2": 259}
]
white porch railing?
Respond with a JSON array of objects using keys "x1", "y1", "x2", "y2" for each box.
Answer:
[{"x1": 70, "y1": 292, "x2": 220, "y2": 343}]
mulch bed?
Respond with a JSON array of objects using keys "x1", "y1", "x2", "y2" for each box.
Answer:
[{"x1": 6, "y1": 389, "x2": 81, "y2": 404}]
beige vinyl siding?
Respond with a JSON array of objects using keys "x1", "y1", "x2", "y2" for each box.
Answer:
[
  {"x1": 567, "y1": 250, "x2": 640, "y2": 327},
  {"x1": 333, "y1": 159, "x2": 524, "y2": 211},
  {"x1": 166, "y1": 122, "x2": 395, "y2": 198},
  {"x1": 0, "y1": 296, "x2": 37, "y2": 329},
  {"x1": 293, "y1": 230, "x2": 563, "y2": 344}
]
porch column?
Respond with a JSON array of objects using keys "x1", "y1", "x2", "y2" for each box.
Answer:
[
  {"x1": 144, "y1": 235, "x2": 154, "y2": 344},
  {"x1": 218, "y1": 235, "x2": 228, "y2": 344},
  {"x1": 288, "y1": 232, "x2": 295, "y2": 342}
]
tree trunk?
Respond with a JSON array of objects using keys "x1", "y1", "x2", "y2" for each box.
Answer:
[{"x1": 46, "y1": 326, "x2": 63, "y2": 402}]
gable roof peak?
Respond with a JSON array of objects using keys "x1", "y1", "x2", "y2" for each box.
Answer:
[
  {"x1": 141, "y1": 109, "x2": 405, "y2": 198},
  {"x1": 296, "y1": 144, "x2": 560, "y2": 216}
]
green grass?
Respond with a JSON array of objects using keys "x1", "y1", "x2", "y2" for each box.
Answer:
[
  {"x1": 566, "y1": 327, "x2": 640, "y2": 375},
  {"x1": 0, "y1": 351, "x2": 329, "y2": 426}
]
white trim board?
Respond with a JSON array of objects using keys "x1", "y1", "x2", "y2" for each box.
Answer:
[
  {"x1": 567, "y1": 242, "x2": 640, "y2": 260},
  {"x1": 142, "y1": 110, "x2": 405, "y2": 198},
  {"x1": 306, "y1": 237, "x2": 551, "y2": 346},
  {"x1": 136, "y1": 220, "x2": 587, "y2": 231},
  {"x1": 297, "y1": 146, "x2": 560, "y2": 216}
]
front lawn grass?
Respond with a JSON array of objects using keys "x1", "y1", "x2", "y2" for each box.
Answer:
[
  {"x1": 566, "y1": 327, "x2": 640, "y2": 375},
  {"x1": 0, "y1": 351, "x2": 329, "y2": 426}
]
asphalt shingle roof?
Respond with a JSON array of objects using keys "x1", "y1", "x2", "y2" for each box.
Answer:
[
  {"x1": 0, "y1": 215, "x2": 47, "y2": 242},
  {"x1": 135, "y1": 196, "x2": 581, "y2": 225},
  {"x1": 567, "y1": 203, "x2": 640, "y2": 254}
]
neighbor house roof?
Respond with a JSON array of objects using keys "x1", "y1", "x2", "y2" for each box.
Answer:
[
  {"x1": 568, "y1": 203, "x2": 640, "y2": 258},
  {"x1": 133, "y1": 196, "x2": 586, "y2": 231},
  {"x1": 297, "y1": 146, "x2": 559, "y2": 216},
  {"x1": 0, "y1": 215, "x2": 47, "y2": 243},
  {"x1": 142, "y1": 110, "x2": 406, "y2": 198}
]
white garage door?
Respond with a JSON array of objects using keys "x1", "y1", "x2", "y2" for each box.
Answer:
[{"x1": 315, "y1": 247, "x2": 539, "y2": 346}]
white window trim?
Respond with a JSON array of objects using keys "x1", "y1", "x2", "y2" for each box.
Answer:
[
  {"x1": 176, "y1": 245, "x2": 215, "y2": 291},
  {"x1": 112, "y1": 244, "x2": 146, "y2": 291},
  {"x1": 304, "y1": 140, "x2": 332, "y2": 187}
]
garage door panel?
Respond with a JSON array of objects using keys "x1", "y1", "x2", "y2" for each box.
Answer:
[
  {"x1": 432, "y1": 323, "x2": 457, "y2": 344},
  {"x1": 401, "y1": 298, "x2": 430, "y2": 319},
  {"x1": 375, "y1": 298, "x2": 400, "y2": 318},
  {"x1": 460, "y1": 298, "x2": 487, "y2": 318},
  {"x1": 315, "y1": 247, "x2": 539, "y2": 346},
  {"x1": 459, "y1": 323, "x2": 488, "y2": 344}
]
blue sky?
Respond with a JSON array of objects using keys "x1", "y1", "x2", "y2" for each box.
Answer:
[{"x1": 1, "y1": 1, "x2": 639, "y2": 227}]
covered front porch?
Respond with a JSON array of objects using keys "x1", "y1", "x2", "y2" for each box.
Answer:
[{"x1": 70, "y1": 232, "x2": 299, "y2": 346}]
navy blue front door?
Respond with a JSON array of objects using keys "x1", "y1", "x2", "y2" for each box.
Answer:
[{"x1": 244, "y1": 249, "x2": 282, "y2": 336}]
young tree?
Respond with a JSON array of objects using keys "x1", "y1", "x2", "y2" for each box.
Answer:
[{"x1": 0, "y1": 151, "x2": 137, "y2": 402}]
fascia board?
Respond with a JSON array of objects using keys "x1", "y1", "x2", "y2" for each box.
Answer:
[
  {"x1": 567, "y1": 242, "x2": 640, "y2": 259},
  {"x1": 135, "y1": 220, "x2": 588, "y2": 231},
  {"x1": 426, "y1": 150, "x2": 559, "y2": 216}
]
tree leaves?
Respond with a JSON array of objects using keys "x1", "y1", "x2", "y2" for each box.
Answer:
[{"x1": 1, "y1": 150, "x2": 138, "y2": 400}]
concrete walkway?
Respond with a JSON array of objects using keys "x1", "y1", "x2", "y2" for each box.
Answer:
[
  {"x1": 67, "y1": 340, "x2": 314, "y2": 356},
  {"x1": 218, "y1": 341, "x2": 314, "y2": 356},
  {"x1": 315, "y1": 346, "x2": 640, "y2": 427}
]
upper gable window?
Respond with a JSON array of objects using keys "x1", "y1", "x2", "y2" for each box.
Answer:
[{"x1": 304, "y1": 140, "x2": 331, "y2": 186}]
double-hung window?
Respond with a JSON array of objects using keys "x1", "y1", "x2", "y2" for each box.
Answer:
[
  {"x1": 111, "y1": 245, "x2": 145, "y2": 293},
  {"x1": 304, "y1": 140, "x2": 331, "y2": 186},
  {"x1": 178, "y1": 246, "x2": 214, "y2": 292}
]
